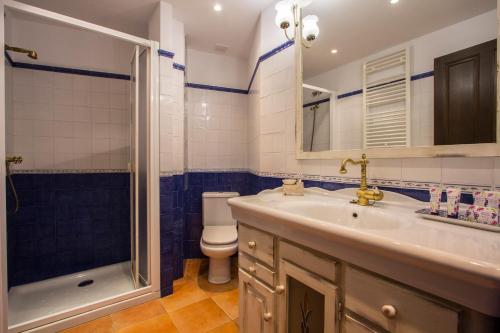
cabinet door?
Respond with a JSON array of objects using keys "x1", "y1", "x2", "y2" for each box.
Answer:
[
  {"x1": 239, "y1": 269, "x2": 276, "y2": 333},
  {"x1": 277, "y1": 259, "x2": 338, "y2": 333}
]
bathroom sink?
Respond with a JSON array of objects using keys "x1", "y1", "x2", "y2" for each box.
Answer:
[
  {"x1": 228, "y1": 186, "x2": 500, "y2": 317},
  {"x1": 274, "y1": 200, "x2": 408, "y2": 230}
]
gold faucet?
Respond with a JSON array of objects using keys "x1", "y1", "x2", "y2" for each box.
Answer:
[{"x1": 339, "y1": 154, "x2": 384, "y2": 206}]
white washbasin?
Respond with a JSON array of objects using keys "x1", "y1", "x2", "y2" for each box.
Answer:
[{"x1": 274, "y1": 200, "x2": 409, "y2": 230}]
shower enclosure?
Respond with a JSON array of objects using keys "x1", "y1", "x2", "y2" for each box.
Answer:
[{"x1": 0, "y1": 1, "x2": 160, "y2": 332}]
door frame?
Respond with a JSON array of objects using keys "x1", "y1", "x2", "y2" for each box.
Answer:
[{"x1": 0, "y1": 1, "x2": 160, "y2": 332}]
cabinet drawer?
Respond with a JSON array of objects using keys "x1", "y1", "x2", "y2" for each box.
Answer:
[
  {"x1": 345, "y1": 266, "x2": 459, "y2": 333},
  {"x1": 239, "y1": 252, "x2": 275, "y2": 287},
  {"x1": 344, "y1": 314, "x2": 383, "y2": 333},
  {"x1": 239, "y1": 224, "x2": 274, "y2": 267},
  {"x1": 279, "y1": 240, "x2": 336, "y2": 282}
]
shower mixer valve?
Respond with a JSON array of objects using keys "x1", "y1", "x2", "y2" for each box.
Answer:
[{"x1": 6, "y1": 156, "x2": 23, "y2": 165}]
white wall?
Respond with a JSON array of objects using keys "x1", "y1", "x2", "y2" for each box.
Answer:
[
  {"x1": 149, "y1": 2, "x2": 186, "y2": 175},
  {"x1": 185, "y1": 48, "x2": 248, "y2": 171},
  {"x1": 186, "y1": 48, "x2": 247, "y2": 89},
  {"x1": 7, "y1": 13, "x2": 134, "y2": 74},
  {"x1": 6, "y1": 68, "x2": 130, "y2": 171}
]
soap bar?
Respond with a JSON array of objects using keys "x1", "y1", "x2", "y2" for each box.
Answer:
[{"x1": 465, "y1": 205, "x2": 499, "y2": 226}]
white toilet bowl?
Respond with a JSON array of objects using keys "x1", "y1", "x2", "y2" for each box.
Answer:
[
  {"x1": 200, "y1": 237, "x2": 238, "y2": 284},
  {"x1": 200, "y1": 191, "x2": 239, "y2": 285}
]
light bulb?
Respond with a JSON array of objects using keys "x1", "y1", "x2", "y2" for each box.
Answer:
[
  {"x1": 302, "y1": 15, "x2": 319, "y2": 41},
  {"x1": 275, "y1": 0, "x2": 294, "y2": 29},
  {"x1": 213, "y1": 4, "x2": 222, "y2": 11},
  {"x1": 390, "y1": 0, "x2": 399, "y2": 4}
]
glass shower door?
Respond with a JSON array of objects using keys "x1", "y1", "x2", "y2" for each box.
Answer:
[
  {"x1": 130, "y1": 45, "x2": 150, "y2": 288},
  {"x1": 130, "y1": 46, "x2": 139, "y2": 288}
]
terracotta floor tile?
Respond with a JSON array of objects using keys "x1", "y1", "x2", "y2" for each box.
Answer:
[
  {"x1": 184, "y1": 259, "x2": 203, "y2": 280},
  {"x1": 169, "y1": 298, "x2": 231, "y2": 333},
  {"x1": 60, "y1": 315, "x2": 113, "y2": 333},
  {"x1": 197, "y1": 263, "x2": 238, "y2": 297},
  {"x1": 206, "y1": 321, "x2": 239, "y2": 333},
  {"x1": 110, "y1": 300, "x2": 165, "y2": 330},
  {"x1": 211, "y1": 289, "x2": 239, "y2": 320},
  {"x1": 161, "y1": 280, "x2": 209, "y2": 312},
  {"x1": 116, "y1": 313, "x2": 178, "y2": 333}
]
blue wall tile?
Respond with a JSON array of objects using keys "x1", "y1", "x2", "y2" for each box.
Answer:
[{"x1": 7, "y1": 173, "x2": 130, "y2": 287}]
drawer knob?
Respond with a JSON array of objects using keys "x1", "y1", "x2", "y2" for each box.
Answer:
[
  {"x1": 263, "y1": 312, "x2": 272, "y2": 321},
  {"x1": 248, "y1": 266, "x2": 256, "y2": 273},
  {"x1": 275, "y1": 285, "x2": 285, "y2": 294},
  {"x1": 381, "y1": 305, "x2": 397, "y2": 319},
  {"x1": 247, "y1": 241, "x2": 256, "y2": 249}
]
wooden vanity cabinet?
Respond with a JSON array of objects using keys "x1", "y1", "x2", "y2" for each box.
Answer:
[{"x1": 237, "y1": 223, "x2": 496, "y2": 333}]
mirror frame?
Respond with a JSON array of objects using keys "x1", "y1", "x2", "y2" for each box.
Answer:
[{"x1": 295, "y1": 7, "x2": 500, "y2": 159}]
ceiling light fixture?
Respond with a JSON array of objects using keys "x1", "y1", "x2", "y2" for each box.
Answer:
[
  {"x1": 275, "y1": 0, "x2": 319, "y2": 48},
  {"x1": 390, "y1": 0, "x2": 399, "y2": 4},
  {"x1": 331, "y1": 49, "x2": 338, "y2": 54},
  {"x1": 213, "y1": 3, "x2": 222, "y2": 12}
]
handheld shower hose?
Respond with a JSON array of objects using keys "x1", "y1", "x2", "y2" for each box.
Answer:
[{"x1": 6, "y1": 156, "x2": 22, "y2": 214}]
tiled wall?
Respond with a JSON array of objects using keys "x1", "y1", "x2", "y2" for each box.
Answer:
[
  {"x1": 159, "y1": 175, "x2": 184, "y2": 296},
  {"x1": 6, "y1": 68, "x2": 130, "y2": 171},
  {"x1": 186, "y1": 88, "x2": 248, "y2": 171},
  {"x1": 7, "y1": 173, "x2": 130, "y2": 287},
  {"x1": 159, "y1": 56, "x2": 185, "y2": 174}
]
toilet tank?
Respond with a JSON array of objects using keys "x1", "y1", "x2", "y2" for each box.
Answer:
[{"x1": 202, "y1": 192, "x2": 240, "y2": 226}]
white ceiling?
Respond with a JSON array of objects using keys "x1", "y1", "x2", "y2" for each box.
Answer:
[
  {"x1": 303, "y1": 0, "x2": 497, "y2": 78},
  {"x1": 16, "y1": 0, "x2": 276, "y2": 59}
]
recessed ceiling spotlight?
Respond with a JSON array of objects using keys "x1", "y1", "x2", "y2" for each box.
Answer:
[
  {"x1": 213, "y1": 3, "x2": 222, "y2": 12},
  {"x1": 331, "y1": 49, "x2": 338, "y2": 54},
  {"x1": 390, "y1": 0, "x2": 399, "y2": 4}
]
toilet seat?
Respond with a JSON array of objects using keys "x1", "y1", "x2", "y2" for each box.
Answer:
[{"x1": 201, "y1": 226, "x2": 238, "y2": 245}]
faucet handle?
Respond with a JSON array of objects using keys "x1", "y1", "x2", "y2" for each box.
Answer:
[{"x1": 371, "y1": 186, "x2": 380, "y2": 194}]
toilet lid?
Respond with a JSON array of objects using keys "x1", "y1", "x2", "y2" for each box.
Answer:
[{"x1": 202, "y1": 226, "x2": 238, "y2": 245}]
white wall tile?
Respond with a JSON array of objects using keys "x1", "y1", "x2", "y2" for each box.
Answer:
[
  {"x1": 6, "y1": 68, "x2": 130, "y2": 171},
  {"x1": 442, "y1": 157, "x2": 494, "y2": 186}
]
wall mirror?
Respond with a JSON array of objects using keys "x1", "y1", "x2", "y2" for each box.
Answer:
[{"x1": 296, "y1": 0, "x2": 499, "y2": 158}]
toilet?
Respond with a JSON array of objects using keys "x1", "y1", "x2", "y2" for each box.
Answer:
[{"x1": 200, "y1": 192, "x2": 240, "y2": 284}]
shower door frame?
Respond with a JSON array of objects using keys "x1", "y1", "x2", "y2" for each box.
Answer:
[{"x1": 0, "y1": 0, "x2": 161, "y2": 332}]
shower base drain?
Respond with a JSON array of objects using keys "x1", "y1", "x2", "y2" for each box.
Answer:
[{"x1": 78, "y1": 279, "x2": 94, "y2": 287}]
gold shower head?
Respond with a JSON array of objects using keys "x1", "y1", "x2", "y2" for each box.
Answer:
[{"x1": 5, "y1": 44, "x2": 38, "y2": 60}]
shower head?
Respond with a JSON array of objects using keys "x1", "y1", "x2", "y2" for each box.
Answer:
[{"x1": 5, "y1": 44, "x2": 38, "y2": 60}]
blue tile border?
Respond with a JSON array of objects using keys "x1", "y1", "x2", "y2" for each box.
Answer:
[
  {"x1": 12, "y1": 62, "x2": 131, "y2": 80},
  {"x1": 185, "y1": 82, "x2": 248, "y2": 94},
  {"x1": 173, "y1": 63, "x2": 185, "y2": 71},
  {"x1": 337, "y1": 70, "x2": 435, "y2": 100},
  {"x1": 303, "y1": 98, "x2": 330, "y2": 108},
  {"x1": 158, "y1": 49, "x2": 175, "y2": 58},
  {"x1": 5, "y1": 51, "x2": 14, "y2": 66},
  {"x1": 248, "y1": 40, "x2": 295, "y2": 92},
  {"x1": 337, "y1": 89, "x2": 363, "y2": 99},
  {"x1": 184, "y1": 40, "x2": 295, "y2": 95},
  {"x1": 411, "y1": 70, "x2": 434, "y2": 81}
]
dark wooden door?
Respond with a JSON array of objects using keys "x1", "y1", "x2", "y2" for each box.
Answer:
[{"x1": 434, "y1": 39, "x2": 497, "y2": 145}]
